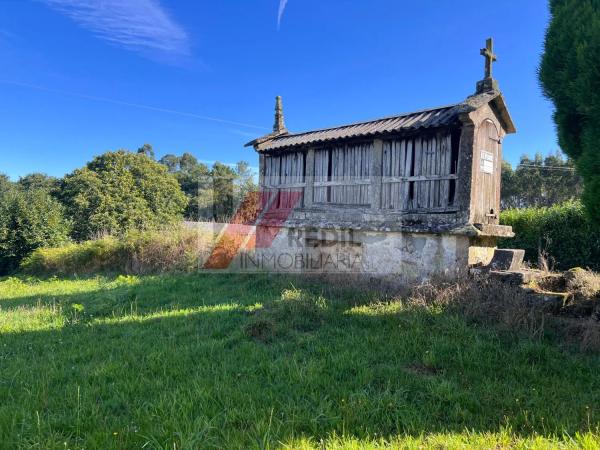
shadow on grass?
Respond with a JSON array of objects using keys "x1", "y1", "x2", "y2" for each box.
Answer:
[{"x1": 0, "y1": 273, "x2": 599, "y2": 448}]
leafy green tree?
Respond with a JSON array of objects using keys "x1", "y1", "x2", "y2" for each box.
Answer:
[
  {"x1": 234, "y1": 161, "x2": 257, "y2": 202},
  {"x1": 62, "y1": 150, "x2": 187, "y2": 240},
  {"x1": 179, "y1": 152, "x2": 199, "y2": 173},
  {"x1": 540, "y1": 0, "x2": 600, "y2": 222},
  {"x1": 211, "y1": 162, "x2": 236, "y2": 220},
  {"x1": 18, "y1": 173, "x2": 61, "y2": 195},
  {"x1": 158, "y1": 152, "x2": 212, "y2": 220},
  {"x1": 159, "y1": 154, "x2": 180, "y2": 173},
  {"x1": 176, "y1": 153, "x2": 211, "y2": 200},
  {"x1": 0, "y1": 174, "x2": 13, "y2": 195},
  {"x1": 0, "y1": 188, "x2": 70, "y2": 274},
  {"x1": 137, "y1": 143, "x2": 155, "y2": 159},
  {"x1": 501, "y1": 152, "x2": 582, "y2": 209},
  {"x1": 157, "y1": 153, "x2": 257, "y2": 221},
  {"x1": 501, "y1": 160, "x2": 518, "y2": 208}
]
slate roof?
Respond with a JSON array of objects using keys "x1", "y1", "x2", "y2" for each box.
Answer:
[{"x1": 246, "y1": 90, "x2": 515, "y2": 152}]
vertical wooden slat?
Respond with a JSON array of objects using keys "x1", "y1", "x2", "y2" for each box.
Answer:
[
  {"x1": 370, "y1": 139, "x2": 383, "y2": 209},
  {"x1": 424, "y1": 136, "x2": 431, "y2": 209},
  {"x1": 333, "y1": 146, "x2": 339, "y2": 204},
  {"x1": 390, "y1": 140, "x2": 395, "y2": 208},
  {"x1": 313, "y1": 150, "x2": 321, "y2": 203},
  {"x1": 313, "y1": 150, "x2": 323, "y2": 203},
  {"x1": 419, "y1": 137, "x2": 428, "y2": 209},
  {"x1": 382, "y1": 141, "x2": 389, "y2": 208},
  {"x1": 426, "y1": 136, "x2": 432, "y2": 208},
  {"x1": 399, "y1": 140, "x2": 408, "y2": 210},
  {"x1": 440, "y1": 134, "x2": 450, "y2": 208},
  {"x1": 429, "y1": 136, "x2": 436, "y2": 208},
  {"x1": 399, "y1": 139, "x2": 406, "y2": 178},
  {"x1": 413, "y1": 137, "x2": 421, "y2": 209},
  {"x1": 432, "y1": 135, "x2": 440, "y2": 208},
  {"x1": 336, "y1": 146, "x2": 340, "y2": 204},
  {"x1": 346, "y1": 145, "x2": 350, "y2": 204},
  {"x1": 394, "y1": 141, "x2": 400, "y2": 207},
  {"x1": 353, "y1": 145, "x2": 359, "y2": 204}
]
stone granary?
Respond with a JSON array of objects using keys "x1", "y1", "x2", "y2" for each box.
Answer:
[{"x1": 245, "y1": 39, "x2": 516, "y2": 281}]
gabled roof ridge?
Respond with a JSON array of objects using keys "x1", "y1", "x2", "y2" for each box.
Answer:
[
  {"x1": 246, "y1": 90, "x2": 514, "y2": 151},
  {"x1": 244, "y1": 101, "x2": 463, "y2": 148},
  {"x1": 277, "y1": 101, "x2": 462, "y2": 138}
]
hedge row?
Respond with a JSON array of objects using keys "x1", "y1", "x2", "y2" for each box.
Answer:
[{"x1": 500, "y1": 201, "x2": 600, "y2": 271}]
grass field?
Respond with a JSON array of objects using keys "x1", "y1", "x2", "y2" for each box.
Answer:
[{"x1": 0, "y1": 273, "x2": 599, "y2": 449}]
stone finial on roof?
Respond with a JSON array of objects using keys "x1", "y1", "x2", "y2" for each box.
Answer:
[
  {"x1": 476, "y1": 37, "x2": 500, "y2": 94},
  {"x1": 273, "y1": 95, "x2": 287, "y2": 133}
]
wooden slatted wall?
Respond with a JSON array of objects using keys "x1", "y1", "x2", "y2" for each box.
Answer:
[
  {"x1": 381, "y1": 133, "x2": 457, "y2": 211},
  {"x1": 313, "y1": 142, "x2": 372, "y2": 205},
  {"x1": 263, "y1": 152, "x2": 306, "y2": 209}
]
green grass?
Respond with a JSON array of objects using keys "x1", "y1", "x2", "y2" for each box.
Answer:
[{"x1": 0, "y1": 274, "x2": 598, "y2": 449}]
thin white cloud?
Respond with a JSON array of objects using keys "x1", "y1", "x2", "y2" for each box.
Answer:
[
  {"x1": 41, "y1": 0, "x2": 190, "y2": 60},
  {"x1": 277, "y1": 0, "x2": 288, "y2": 30}
]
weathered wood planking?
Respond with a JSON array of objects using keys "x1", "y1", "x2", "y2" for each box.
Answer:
[
  {"x1": 382, "y1": 133, "x2": 456, "y2": 211},
  {"x1": 313, "y1": 143, "x2": 372, "y2": 205},
  {"x1": 263, "y1": 152, "x2": 306, "y2": 209},
  {"x1": 262, "y1": 131, "x2": 459, "y2": 212},
  {"x1": 314, "y1": 149, "x2": 328, "y2": 203}
]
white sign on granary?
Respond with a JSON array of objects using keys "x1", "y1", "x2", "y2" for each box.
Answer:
[{"x1": 480, "y1": 150, "x2": 494, "y2": 174}]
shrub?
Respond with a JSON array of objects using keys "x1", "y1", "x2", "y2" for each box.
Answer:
[
  {"x1": 0, "y1": 188, "x2": 71, "y2": 274},
  {"x1": 61, "y1": 150, "x2": 188, "y2": 240},
  {"x1": 500, "y1": 201, "x2": 600, "y2": 271},
  {"x1": 21, "y1": 225, "x2": 215, "y2": 276}
]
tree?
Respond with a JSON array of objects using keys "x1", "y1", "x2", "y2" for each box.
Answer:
[
  {"x1": 159, "y1": 154, "x2": 180, "y2": 173},
  {"x1": 62, "y1": 150, "x2": 188, "y2": 240},
  {"x1": 0, "y1": 174, "x2": 13, "y2": 195},
  {"x1": 234, "y1": 161, "x2": 257, "y2": 203},
  {"x1": 0, "y1": 188, "x2": 70, "y2": 274},
  {"x1": 179, "y1": 152, "x2": 199, "y2": 173},
  {"x1": 501, "y1": 160, "x2": 518, "y2": 209},
  {"x1": 18, "y1": 173, "x2": 60, "y2": 195},
  {"x1": 176, "y1": 153, "x2": 211, "y2": 199},
  {"x1": 211, "y1": 162, "x2": 236, "y2": 220},
  {"x1": 137, "y1": 143, "x2": 155, "y2": 159},
  {"x1": 501, "y1": 152, "x2": 582, "y2": 209},
  {"x1": 158, "y1": 152, "x2": 212, "y2": 220},
  {"x1": 156, "y1": 153, "x2": 257, "y2": 221},
  {"x1": 540, "y1": 0, "x2": 600, "y2": 222}
]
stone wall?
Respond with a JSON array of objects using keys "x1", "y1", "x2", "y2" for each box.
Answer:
[{"x1": 234, "y1": 226, "x2": 478, "y2": 284}]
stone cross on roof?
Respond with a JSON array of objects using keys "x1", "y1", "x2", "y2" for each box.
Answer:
[
  {"x1": 476, "y1": 38, "x2": 499, "y2": 94},
  {"x1": 480, "y1": 37, "x2": 497, "y2": 79}
]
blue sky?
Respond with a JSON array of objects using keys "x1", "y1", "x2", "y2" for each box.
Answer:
[{"x1": 0, "y1": 0, "x2": 554, "y2": 180}]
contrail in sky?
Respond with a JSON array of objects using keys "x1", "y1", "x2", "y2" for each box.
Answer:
[
  {"x1": 0, "y1": 80, "x2": 269, "y2": 131},
  {"x1": 277, "y1": 0, "x2": 288, "y2": 30}
]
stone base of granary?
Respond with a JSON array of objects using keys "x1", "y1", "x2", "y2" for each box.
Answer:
[
  {"x1": 232, "y1": 226, "x2": 498, "y2": 284},
  {"x1": 467, "y1": 236, "x2": 498, "y2": 267}
]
